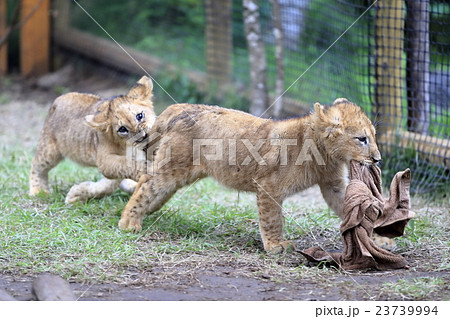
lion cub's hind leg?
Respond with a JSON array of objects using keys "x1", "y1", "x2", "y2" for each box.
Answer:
[
  {"x1": 29, "y1": 133, "x2": 63, "y2": 195},
  {"x1": 65, "y1": 178, "x2": 121, "y2": 204}
]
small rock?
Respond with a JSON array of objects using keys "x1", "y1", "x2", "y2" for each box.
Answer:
[{"x1": 32, "y1": 274, "x2": 76, "y2": 301}]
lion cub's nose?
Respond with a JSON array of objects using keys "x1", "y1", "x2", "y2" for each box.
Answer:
[{"x1": 371, "y1": 155, "x2": 381, "y2": 163}]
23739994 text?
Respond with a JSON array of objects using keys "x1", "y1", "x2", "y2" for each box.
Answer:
[
  {"x1": 375, "y1": 305, "x2": 438, "y2": 316},
  {"x1": 315, "y1": 305, "x2": 439, "y2": 318}
]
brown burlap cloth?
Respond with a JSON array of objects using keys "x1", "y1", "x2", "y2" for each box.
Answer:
[{"x1": 300, "y1": 160, "x2": 415, "y2": 270}]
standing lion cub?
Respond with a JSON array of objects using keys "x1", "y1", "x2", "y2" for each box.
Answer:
[
  {"x1": 118, "y1": 98, "x2": 382, "y2": 253},
  {"x1": 29, "y1": 76, "x2": 155, "y2": 203}
]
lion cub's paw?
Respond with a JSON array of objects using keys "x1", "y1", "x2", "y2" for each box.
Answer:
[
  {"x1": 119, "y1": 179, "x2": 137, "y2": 194},
  {"x1": 266, "y1": 240, "x2": 295, "y2": 254},
  {"x1": 29, "y1": 186, "x2": 49, "y2": 196},
  {"x1": 118, "y1": 216, "x2": 143, "y2": 233},
  {"x1": 372, "y1": 233, "x2": 397, "y2": 251},
  {"x1": 65, "y1": 182, "x2": 94, "y2": 204}
]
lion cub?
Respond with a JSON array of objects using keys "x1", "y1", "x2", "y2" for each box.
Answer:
[
  {"x1": 119, "y1": 98, "x2": 382, "y2": 253},
  {"x1": 29, "y1": 76, "x2": 155, "y2": 203}
]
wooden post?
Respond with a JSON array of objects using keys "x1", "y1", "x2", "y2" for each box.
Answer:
[
  {"x1": 374, "y1": 0, "x2": 405, "y2": 136},
  {"x1": 20, "y1": 0, "x2": 50, "y2": 77},
  {"x1": 406, "y1": 0, "x2": 430, "y2": 134},
  {"x1": 0, "y1": 0, "x2": 7, "y2": 74},
  {"x1": 205, "y1": 0, "x2": 232, "y2": 85}
]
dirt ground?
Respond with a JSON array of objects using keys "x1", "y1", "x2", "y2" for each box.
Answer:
[
  {"x1": 1, "y1": 62, "x2": 449, "y2": 301},
  {"x1": 1, "y1": 268, "x2": 448, "y2": 301}
]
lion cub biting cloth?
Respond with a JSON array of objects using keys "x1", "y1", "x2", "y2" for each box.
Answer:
[
  {"x1": 29, "y1": 76, "x2": 155, "y2": 203},
  {"x1": 119, "y1": 98, "x2": 381, "y2": 253}
]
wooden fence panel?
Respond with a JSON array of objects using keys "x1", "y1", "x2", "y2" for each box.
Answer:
[
  {"x1": 375, "y1": 0, "x2": 404, "y2": 136},
  {"x1": 20, "y1": 0, "x2": 50, "y2": 77}
]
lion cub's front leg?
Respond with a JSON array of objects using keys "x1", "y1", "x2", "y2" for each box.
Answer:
[
  {"x1": 118, "y1": 174, "x2": 177, "y2": 232},
  {"x1": 96, "y1": 145, "x2": 148, "y2": 182},
  {"x1": 256, "y1": 188, "x2": 293, "y2": 253}
]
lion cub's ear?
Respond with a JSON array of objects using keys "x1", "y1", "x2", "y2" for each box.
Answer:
[
  {"x1": 126, "y1": 76, "x2": 153, "y2": 100},
  {"x1": 314, "y1": 102, "x2": 343, "y2": 138},
  {"x1": 332, "y1": 97, "x2": 350, "y2": 105},
  {"x1": 314, "y1": 102, "x2": 325, "y2": 117},
  {"x1": 85, "y1": 102, "x2": 110, "y2": 131}
]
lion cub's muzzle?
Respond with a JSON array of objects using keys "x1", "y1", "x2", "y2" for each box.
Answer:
[
  {"x1": 134, "y1": 122, "x2": 152, "y2": 144},
  {"x1": 135, "y1": 132, "x2": 148, "y2": 144},
  {"x1": 370, "y1": 149, "x2": 382, "y2": 164},
  {"x1": 371, "y1": 155, "x2": 381, "y2": 164}
]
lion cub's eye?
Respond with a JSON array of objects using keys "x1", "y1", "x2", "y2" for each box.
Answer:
[
  {"x1": 118, "y1": 126, "x2": 129, "y2": 134},
  {"x1": 136, "y1": 112, "x2": 144, "y2": 122},
  {"x1": 356, "y1": 136, "x2": 368, "y2": 144}
]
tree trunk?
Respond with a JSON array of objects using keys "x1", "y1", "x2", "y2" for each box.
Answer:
[
  {"x1": 270, "y1": 0, "x2": 284, "y2": 118},
  {"x1": 0, "y1": 0, "x2": 7, "y2": 74},
  {"x1": 406, "y1": 0, "x2": 430, "y2": 134},
  {"x1": 205, "y1": 0, "x2": 232, "y2": 85},
  {"x1": 53, "y1": 0, "x2": 70, "y2": 31},
  {"x1": 243, "y1": 0, "x2": 268, "y2": 117}
]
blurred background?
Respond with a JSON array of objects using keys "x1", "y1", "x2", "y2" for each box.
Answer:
[{"x1": 0, "y1": 0, "x2": 449, "y2": 194}]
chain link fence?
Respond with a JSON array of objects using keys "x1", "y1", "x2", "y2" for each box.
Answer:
[{"x1": 67, "y1": 0, "x2": 449, "y2": 193}]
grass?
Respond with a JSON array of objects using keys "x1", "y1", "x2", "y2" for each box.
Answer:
[
  {"x1": 381, "y1": 277, "x2": 449, "y2": 300},
  {"x1": 0, "y1": 141, "x2": 449, "y2": 299},
  {"x1": 0, "y1": 146, "x2": 300, "y2": 282}
]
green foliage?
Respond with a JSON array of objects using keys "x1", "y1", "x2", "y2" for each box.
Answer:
[
  {"x1": 153, "y1": 71, "x2": 250, "y2": 113},
  {"x1": 135, "y1": 34, "x2": 206, "y2": 71},
  {"x1": 430, "y1": 104, "x2": 450, "y2": 137},
  {"x1": 70, "y1": 0, "x2": 204, "y2": 44},
  {"x1": 53, "y1": 86, "x2": 70, "y2": 95},
  {"x1": 155, "y1": 72, "x2": 205, "y2": 106},
  {"x1": 430, "y1": 1, "x2": 450, "y2": 64}
]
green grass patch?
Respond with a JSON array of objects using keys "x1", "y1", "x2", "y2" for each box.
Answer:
[
  {"x1": 381, "y1": 277, "x2": 449, "y2": 300},
  {"x1": 0, "y1": 146, "x2": 304, "y2": 281},
  {"x1": 0, "y1": 144, "x2": 340, "y2": 283}
]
